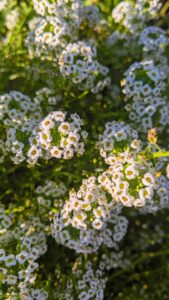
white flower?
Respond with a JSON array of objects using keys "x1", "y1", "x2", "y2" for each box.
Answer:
[
  {"x1": 41, "y1": 117, "x2": 55, "y2": 129},
  {"x1": 93, "y1": 207, "x2": 106, "y2": 219},
  {"x1": 133, "y1": 198, "x2": 145, "y2": 207},
  {"x1": 6, "y1": 275, "x2": 17, "y2": 285},
  {"x1": 142, "y1": 117, "x2": 153, "y2": 130},
  {"x1": 105, "y1": 155, "x2": 117, "y2": 165},
  {"x1": 119, "y1": 193, "x2": 133, "y2": 207},
  {"x1": 38, "y1": 130, "x2": 52, "y2": 145},
  {"x1": 114, "y1": 131, "x2": 127, "y2": 141},
  {"x1": 92, "y1": 219, "x2": 104, "y2": 230},
  {"x1": 27, "y1": 261, "x2": 39, "y2": 273},
  {"x1": 67, "y1": 132, "x2": 79, "y2": 145},
  {"x1": 78, "y1": 280, "x2": 86, "y2": 290},
  {"x1": 16, "y1": 250, "x2": 29, "y2": 264},
  {"x1": 58, "y1": 230, "x2": 70, "y2": 243},
  {"x1": 130, "y1": 139, "x2": 141, "y2": 150},
  {"x1": 148, "y1": 69, "x2": 160, "y2": 82},
  {"x1": 18, "y1": 269, "x2": 27, "y2": 280},
  {"x1": 73, "y1": 210, "x2": 87, "y2": 222},
  {"x1": 29, "y1": 247, "x2": 39, "y2": 260},
  {"x1": 72, "y1": 218, "x2": 86, "y2": 230},
  {"x1": 125, "y1": 165, "x2": 138, "y2": 180},
  {"x1": 63, "y1": 148, "x2": 74, "y2": 159},
  {"x1": 11, "y1": 141, "x2": 24, "y2": 154},
  {"x1": 142, "y1": 84, "x2": 151, "y2": 96},
  {"x1": 103, "y1": 139, "x2": 114, "y2": 151},
  {"x1": 27, "y1": 146, "x2": 42, "y2": 159},
  {"x1": 80, "y1": 202, "x2": 92, "y2": 211},
  {"x1": 58, "y1": 122, "x2": 70, "y2": 133},
  {"x1": 1, "y1": 215, "x2": 12, "y2": 228},
  {"x1": 5, "y1": 254, "x2": 16, "y2": 267},
  {"x1": 72, "y1": 199, "x2": 81, "y2": 211},
  {"x1": 50, "y1": 146, "x2": 63, "y2": 158},
  {"x1": 117, "y1": 181, "x2": 129, "y2": 193},
  {"x1": 142, "y1": 172, "x2": 155, "y2": 186},
  {"x1": 51, "y1": 111, "x2": 66, "y2": 122},
  {"x1": 81, "y1": 130, "x2": 88, "y2": 139},
  {"x1": 139, "y1": 187, "x2": 154, "y2": 200}
]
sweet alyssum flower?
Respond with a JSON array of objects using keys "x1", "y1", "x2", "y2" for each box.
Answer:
[
  {"x1": 123, "y1": 61, "x2": 169, "y2": 133},
  {"x1": 51, "y1": 176, "x2": 128, "y2": 253}
]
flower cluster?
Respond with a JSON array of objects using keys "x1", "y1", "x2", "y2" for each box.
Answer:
[
  {"x1": 0, "y1": 177, "x2": 67, "y2": 299},
  {"x1": 123, "y1": 61, "x2": 169, "y2": 133},
  {"x1": 140, "y1": 175, "x2": 169, "y2": 213},
  {"x1": 99, "y1": 121, "x2": 139, "y2": 158},
  {"x1": 108, "y1": 2, "x2": 166, "y2": 74},
  {"x1": 55, "y1": 258, "x2": 107, "y2": 300},
  {"x1": 139, "y1": 26, "x2": 169, "y2": 74},
  {"x1": 0, "y1": 91, "x2": 42, "y2": 164},
  {"x1": 139, "y1": 26, "x2": 168, "y2": 54},
  {"x1": 30, "y1": 0, "x2": 103, "y2": 64},
  {"x1": 26, "y1": 15, "x2": 74, "y2": 60},
  {"x1": 0, "y1": 90, "x2": 41, "y2": 127},
  {"x1": 35, "y1": 179, "x2": 67, "y2": 217},
  {"x1": 99, "y1": 154, "x2": 158, "y2": 208},
  {"x1": 98, "y1": 122, "x2": 169, "y2": 209},
  {"x1": 26, "y1": 0, "x2": 110, "y2": 93},
  {"x1": 112, "y1": 0, "x2": 162, "y2": 34},
  {"x1": 52, "y1": 176, "x2": 128, "y2": 253},
  {"x1": 32, "y1": 0, "x2": 83, "y2": 22},
  {"x1": 29, "y1": 111, "x2": 87, "y2": 164},
  {"x1": 59, "y1": 41, "x2": 110, "y2": 92},
  {"x1": 0, "y1": 94, "x2": 87, "y2": 166},
  {"x1": 0, "y1": 204, "x2": 48, "y2": 299},
  {"x1": 123, "y1": 61, "x2": 166, "y2": 99}
]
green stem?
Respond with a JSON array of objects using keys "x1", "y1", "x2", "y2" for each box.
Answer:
[{"x1": 153, "y1": 151, "x2": 169, "y2": 158}]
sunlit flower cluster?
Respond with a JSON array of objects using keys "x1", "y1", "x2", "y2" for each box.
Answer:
[
  {"x1": 98, "y1": 122, "x2": 169, "y2": 210},
  {"x1": 30, "y1": 111, "x2": 87, "y2": 164},
  {"x1": 26, "y1": 0, "x2": 110, "y2": 93},
  {"x1": 52, "y1": 176, "x2": 128, "y2": 253},
  {"x1": 0, "y1": 96, "x2": 87, "y2": 165},
  {"x1": 99, "y1": 154, "x2": 158, "y2": 208}
]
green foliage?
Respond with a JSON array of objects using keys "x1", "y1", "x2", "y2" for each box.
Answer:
[{"x1": 0, "y1": 0, "x2": 169, "y2": 299}]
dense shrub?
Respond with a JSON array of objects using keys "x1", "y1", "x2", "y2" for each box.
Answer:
[{"x1": 0, "y1": 0, "x2": 169, "y2": 299}]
